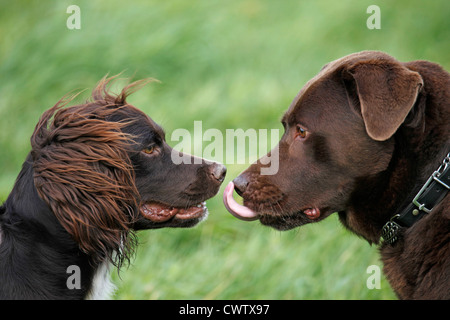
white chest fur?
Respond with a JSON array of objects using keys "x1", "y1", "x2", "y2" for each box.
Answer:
[{"x1": 85, "y1": 261, "x2": 116, "y2": 300}]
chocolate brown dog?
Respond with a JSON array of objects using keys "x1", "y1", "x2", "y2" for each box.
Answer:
[{"x1": 224, "y1": 51, "x2": 449, "y2": 299}]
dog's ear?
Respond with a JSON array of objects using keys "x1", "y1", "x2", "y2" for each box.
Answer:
[
  {"x1": 31, "y1": 100, "x2": 139, "y2": 267},
  {"x1": 343, "y1": 57, "x2": 423, "y2": 141}
]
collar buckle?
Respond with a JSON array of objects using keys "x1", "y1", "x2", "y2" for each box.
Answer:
[
  {"x1": 413, "y1": 153, "x2": 450, "y2": 213},
  {"x1": 381, "y1": 152, "x2": 450, "y2": 245}
]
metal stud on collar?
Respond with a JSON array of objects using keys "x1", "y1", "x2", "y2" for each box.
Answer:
[{"x1": 381, "y1": 215, "x2": 401, "y2": 245}]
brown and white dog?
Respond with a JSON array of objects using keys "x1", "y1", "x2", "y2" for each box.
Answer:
[
  {"x1": 0, "y1": 77, "x2": 226, "y2": 299},
  {"x1": 224, "y1": 51, "x2": 449, "y2": 299}
]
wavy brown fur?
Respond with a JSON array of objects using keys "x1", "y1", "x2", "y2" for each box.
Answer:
[{"x1": 30, "y1": 76, "x2": 150, "y2": 267}]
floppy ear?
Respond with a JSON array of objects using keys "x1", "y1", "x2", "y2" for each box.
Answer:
[
  {"x1": 344, "y1": 58, "x2": 423, "y2": 141},
  {"x1": 31, "y1": 101, "x2": 139, "y2": 267}
]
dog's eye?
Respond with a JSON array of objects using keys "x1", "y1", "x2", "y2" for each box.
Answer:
[
  {"x1": 142, "y1": 146, "x2": 155, "y2": 155},
  {"x1": 296, "y1": 125, "x2": 307, "y2": 139}
]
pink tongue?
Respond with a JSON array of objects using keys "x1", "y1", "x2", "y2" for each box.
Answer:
[{"x1": 223, "y1": 182, "x2": 259, "y2": 221}]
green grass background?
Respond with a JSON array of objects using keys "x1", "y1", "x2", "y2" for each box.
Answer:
[{"x1": 1, "y1": 0, "x2": 449, "y2": 299}]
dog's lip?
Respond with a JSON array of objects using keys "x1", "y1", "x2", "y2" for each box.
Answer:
[
  {"x1": 303, "y1": 207, "x2": 321, "y2": 220},
  {"x1": 223, "y1": 182, "x2": 259, "y2": 221},
  {"x1": 140, "y1": 201, "x2": 207, "y2": 222},
  {"x1": 223, "y1": 181, "x2": 322, "y2": 223}
]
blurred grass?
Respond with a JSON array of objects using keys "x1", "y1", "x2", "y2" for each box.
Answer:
[{"x1": 1, "y1": 0, "x2": 448, "y2": 299}]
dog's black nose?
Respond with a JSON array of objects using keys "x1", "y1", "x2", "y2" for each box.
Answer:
[
  {"x1": 233, "y1": 174, "x2": 249, "y2": 196},
  {"x1": 211, "y1": 163, "x2": 227, "y2": 182}
]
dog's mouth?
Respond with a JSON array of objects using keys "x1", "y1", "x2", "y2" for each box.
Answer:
[
  {"x1": 223, "y1": 182, "x2": 259, "y2": 221},
  {"x1": 223, "y1": 181, "x2": 322, "y2": 227},
  {"x1": 140, "y1": 201, "x2": 207, "y2": 223}
]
